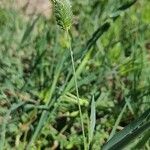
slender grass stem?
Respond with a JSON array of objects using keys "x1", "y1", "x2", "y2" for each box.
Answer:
[{"x1": 66, "y1": 30, "x2": 87, "y2": 150}]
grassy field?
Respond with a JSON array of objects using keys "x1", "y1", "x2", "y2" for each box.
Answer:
[{"x1": 0, "y1": 0, "x2": 150, "y2": 149}]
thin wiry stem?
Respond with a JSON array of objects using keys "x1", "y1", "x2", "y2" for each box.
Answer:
[{"x1": 66, "y1": 30, "x2": 87, "y2": 150}]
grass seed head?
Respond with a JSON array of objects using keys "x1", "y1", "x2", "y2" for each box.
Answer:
[{"x1": 52, "y1": 0, "x2": 73, "y2": 31}]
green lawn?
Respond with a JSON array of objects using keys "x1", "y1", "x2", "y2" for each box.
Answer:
[{"x1": 0, "y1": 0, "x2": 150, "y2": 149}]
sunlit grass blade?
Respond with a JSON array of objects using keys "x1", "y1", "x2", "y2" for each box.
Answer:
[{"x1": 88, "y1": 96, "x2": 96, "y2": 145}]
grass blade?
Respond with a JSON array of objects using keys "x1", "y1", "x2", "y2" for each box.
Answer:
[
  {"x1": 102, "y1": 109, "x2": 150, "y2": 150},
  {"x1": 118, "y1": 0, "x2": 137, "y2": 11},
  {"x1": 108, "y1": 103, "x2": 127, "y2": 141},
  {"x1": 133, "y1": 130, "x2": 150, "y2": 149},
  {"x1": 105, "y1": 122, "x2": 150, "y2": 150},
  {"x1": 20, "y1": 16, "x2": 39, "y2": 44},
  {"x1": 89, "y1": 96, "x2": 96, "y2": 144}
]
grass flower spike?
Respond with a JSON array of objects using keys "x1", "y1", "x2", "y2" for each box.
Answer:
[{"x1": 52, "y1": 0, "x2": 73, "y2": 31}]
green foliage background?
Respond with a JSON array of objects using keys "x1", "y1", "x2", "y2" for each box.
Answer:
[{"x1": 0, "y1": 0, "x2": 150, "y2": 149}]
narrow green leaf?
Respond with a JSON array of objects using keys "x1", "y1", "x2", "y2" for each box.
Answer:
[
  {"x1": 118, "y1": 0, "x2": 137, "y2": 11},
  {"x1": 80, "y1": 22, "x2": 110, "y2": 59},
  {"x1": 106, "y1": 122, "x2": 150, "y2": 150},
  {"x1": 109, "y1": 0, "x2": 137, "y2": 19},
  {"x1": 89, "y1": 96, "x2": 96, "y2": 143},
  {"x1": 133, "y1": 130, "x2": 150, "y2": 149},
  {"x1": 20, "y1": 16, "x2": 39, "y2": 44},
  {"x1": 102, "y1": 109, "x2": 150, "y2": 150},
  {"x1": 108, "y1": 103, "x2": 127, "y2": 140}
]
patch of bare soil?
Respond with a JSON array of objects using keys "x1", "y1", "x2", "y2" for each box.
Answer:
[{"x1": 2, "y1": 0, "x2": 52, "y2": 18}]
